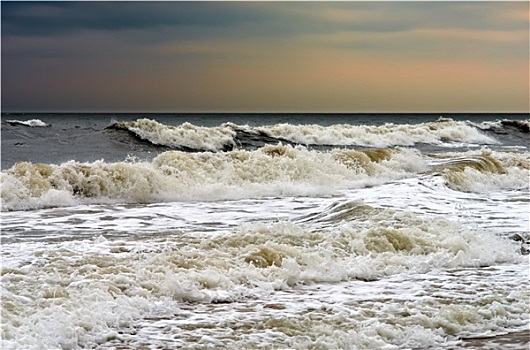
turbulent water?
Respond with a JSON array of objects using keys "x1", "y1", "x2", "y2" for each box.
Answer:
[{"x1": 1, "y1": 113, "x2": 529, "y2": 349}]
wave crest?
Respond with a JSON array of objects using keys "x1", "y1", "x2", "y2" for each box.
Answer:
[
  {"x1": 108, "y1": 118, "x2": 236, "y2": 151},
  {"x1": 2, "y1": 146, "x2": 425, "y2": 211},
  {"x1": 431, "y1": 150, "x2": 530, "y2": 192},
  {"x1": 107, "y1": 118, "x2": 498, "y2": 151},
  {"x1": 253, "y1": 118, "x2": 497, "y2": 147},
  {"x1": 4, "y1": 119, "x2": 50, "y2": 127}
]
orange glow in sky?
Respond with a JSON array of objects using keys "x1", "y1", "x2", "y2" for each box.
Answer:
[{"x1": 2, "y1": 1, "x2": 528, "y2": 112}]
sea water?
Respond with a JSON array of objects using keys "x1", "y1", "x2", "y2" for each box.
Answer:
[{"x1": 1, "y1": 113, "x2": 529, "y2": 349}]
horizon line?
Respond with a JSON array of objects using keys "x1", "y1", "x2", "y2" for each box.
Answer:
[{"x1": 2, "y1": 110, "x2": 529, "y2": 115}]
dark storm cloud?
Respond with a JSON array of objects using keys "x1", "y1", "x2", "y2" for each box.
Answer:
[
  {"x1": 4, "y1": 2, "x2": 522, "y2": 36},
  {"x1": 1, "y1": 2, "x2": 269, "y2": 36},
  {"x1": 3, "y1": 2, "x2": 527, "y2": 46}
]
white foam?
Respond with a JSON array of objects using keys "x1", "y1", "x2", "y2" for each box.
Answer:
[
  {"x1": 1, "y1": 146, "x2": 427, "y2": 211},
  {"x1": 110, "y1": 118, "x2": 236, "y2": 151},
  {"x1": 3, "y1": 147, "x2": 527, "y2": 211},
  {"x1": 253, "y1": 119, "x2": 498, "y2": 147},
  {"x1": 1, "y1": 209, "x2": 526, "y2": 349},
  {"x1": 2, "y1": 135, "x2": 528, "y2": 349},
  {"x1": 431, "y1": 150, "x2": 530, "y2": 192},
  {"x1": 112, "y1": 118, "x2": 498, "y2": 149},
  {"x1": 476, "y1": 118, "x2": 530, "y2": 131},
  {"x1": 2, "y1": 162, "x2": 528, "y2": 348},
  {"x1": 4, "y1": 119, "x2": 50, "y2": 127},
  {"x1": 443, "y1": 166, "x2": 529, "y2": 192}
]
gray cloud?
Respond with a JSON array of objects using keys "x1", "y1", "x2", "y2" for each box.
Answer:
[
  {"x1": 4, "y1": 2, "x2": 526, "y2": 38},
  {"x1": 1, "y1": 2, "x2": 278, "y2": 38},
  {"x1": 3, "y1": 2, "x2": 527, "y2": 52},
  {"x1": 1, "y1": 1, "x2": 527, "y2": 112}
]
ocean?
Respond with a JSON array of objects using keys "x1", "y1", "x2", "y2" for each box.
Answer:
[{"x1": 1, "y1": 113, "x2": 529, "y2": 349}]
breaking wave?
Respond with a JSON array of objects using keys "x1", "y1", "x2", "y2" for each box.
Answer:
[
  {"x1": 429, "y1": 150, "x2": 530, "y2": 193},
  {"x1": 2, "y1": 145, "x2": 528, "y2": 211},
  {"x1": 107, "y1": 117, "x2": 498, "y2": 151},
  {"x1": 250, "y1": 118, "x2": 497, "y2": 147},
  {"x1": 476, "y1": 119, "x2": 530, "y2": 134},
  {"x1": 1, "y1": 146, "x2": 426, "y2": 211},
  {"x1": 107, "y1": 118, "x2": 236, "y2": 152},
  {"x1": 3, "y1": 119, "x2": 50, "y2": 127}
]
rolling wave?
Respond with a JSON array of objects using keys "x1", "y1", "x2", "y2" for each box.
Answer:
[
  {"x1": 3, "y1": 119, "x2": 50, "y2": 127},
  {"x1": 251, "y1": 117, "x2": 497, "y2": 147},
  {"x1": 107, "y1": 117, "x2": 499, "y2": 152},
  {"x1": 2, "y1": 146, "x2": 528, "y2": 211},
  {"x1": 107, "y1": 118, "x2": 237, "y2": 152},
  {"x1": 476, "y1": 119, "x2": 530, "y2": 134},
  {"x1": 430, "y1": 150, "x2": 530, "y2": 192},
  {"x1": 1, "y1": 146, "x2": 425, "y2": 210}
]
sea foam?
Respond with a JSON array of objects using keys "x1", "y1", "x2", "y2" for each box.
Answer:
[
  {"x1": 109, "y1": 117, "x2": 498, "y2": 151},
  {"x1": 108, "y1": 118, "x2": 236, "y2": 151},
  {"x1": 1, "y1": 146, "x2": 427, "y2": 211},
  {"x1": 252, "y1": 118, "x2": 498, "y2": 147},
  {"x1": 1, "y1": 209, "x2": 525, "y2": 349},
  {"x1": 4, "y1": 119, "x2": 50, "y2": 127}
]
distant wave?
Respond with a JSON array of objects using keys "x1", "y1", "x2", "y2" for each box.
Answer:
[
  {"x1": 250, "y1": 117, "x2": 498, "y2": 148},
  {"x1": 475, "y1": 119, "x2": 530, "y2": 134},
  {"x1": 500, "y1": 120, "x2": 530, "y2": 133},
  {"x1": 3, "y1": 119, "x2": 50, "y2": 127},
  {"x1": 2, "y1": 146, "x2": 528, "y2": 211},
  {"x1": 107, "y1": 118, "x2": 236, "y2": 152},
  {"x1": 107, "y1": 118, "x2": 498, "y2": 151}
]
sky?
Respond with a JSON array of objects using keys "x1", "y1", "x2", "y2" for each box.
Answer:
[{"x1": 1, "y1": 1, "x2": 529, "y2": 113}]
